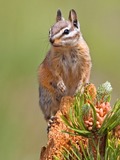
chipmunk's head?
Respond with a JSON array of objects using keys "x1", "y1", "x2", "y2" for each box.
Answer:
[{"x1": 49, "y1": 9, "x2": 81, "y2": 47}]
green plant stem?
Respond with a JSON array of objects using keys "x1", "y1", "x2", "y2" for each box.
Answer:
[{"x1": 88, "y1": 132, "x2": 107, "y2": 160}]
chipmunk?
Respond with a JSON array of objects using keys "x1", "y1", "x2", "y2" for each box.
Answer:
[{"x1": 38, "y1": 9, "x2": 92, "y2": 121}]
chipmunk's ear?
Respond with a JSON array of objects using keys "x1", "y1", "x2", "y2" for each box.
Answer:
[
  {"x1": 56, "y1": 9, "x2": 64, "y2": 22},
  {"x1": 69, "y1": 9, "x2": 79, "y2": 28}
]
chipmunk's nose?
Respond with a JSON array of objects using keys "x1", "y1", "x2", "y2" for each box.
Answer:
[{"x1": 49, "y1": 38, "x2": 54, "y2": 44}]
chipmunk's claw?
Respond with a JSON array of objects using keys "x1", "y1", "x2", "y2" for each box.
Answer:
[{"x1": 47, "y1": 116, "x2": 58, "y2": 133}]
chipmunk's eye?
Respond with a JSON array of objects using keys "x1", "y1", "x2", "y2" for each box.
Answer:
[{"x1": 63, "y1": 29, "x2": 69, "y2": 35}]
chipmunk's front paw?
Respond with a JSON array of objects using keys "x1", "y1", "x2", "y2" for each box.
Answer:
[
  {"x1": 75, "y1": 82, "x2": 90, "y2": 95},
  {"x1": 75, "y1": 81, "x2": 84, "y2": 95},
  {"x1": 57, "y1": 80, "x2": 66, "y2": 93}
]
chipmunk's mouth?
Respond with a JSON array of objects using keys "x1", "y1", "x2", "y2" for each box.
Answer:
[
  {"x1": 49, "y1": 38, "x2": 73, "y2": 47},
  {"x1": 49, "y1": 38, "x2": 62, "y2": 47},
  {"x1": 52, "y1": 43, "x2": 62, "y2": 47}
]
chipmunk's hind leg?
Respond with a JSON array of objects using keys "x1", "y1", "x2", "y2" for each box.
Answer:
[{"x1": 39, "y1": 86, "x2": 53, "y2": 121}]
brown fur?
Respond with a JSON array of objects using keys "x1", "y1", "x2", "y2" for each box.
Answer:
[{"x1": 38, "y1": 9, "x2": 92, "y2": 120}]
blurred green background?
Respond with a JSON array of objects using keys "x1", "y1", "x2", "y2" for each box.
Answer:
[{"x1": 0, "y1": 0, "x2": 120, "y2": 159}]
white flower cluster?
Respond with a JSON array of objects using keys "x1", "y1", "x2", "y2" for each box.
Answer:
[{"x1": 97, "y1": 81, "x2": 113, "y2": 95}]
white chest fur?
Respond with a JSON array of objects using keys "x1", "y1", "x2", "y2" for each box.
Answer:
[{"x1": 60, "y1": 48, "x2": 81, "y2": 76}]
